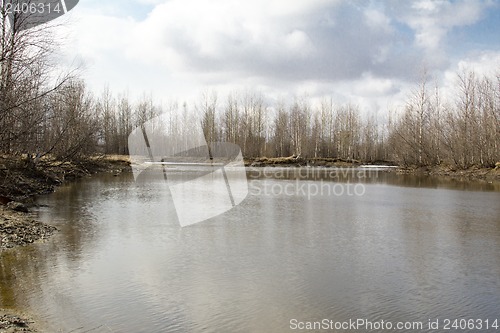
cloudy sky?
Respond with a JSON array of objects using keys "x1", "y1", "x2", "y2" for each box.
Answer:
[{"x1": 59, "y1": 0, "x2": 500, "y2": 114}]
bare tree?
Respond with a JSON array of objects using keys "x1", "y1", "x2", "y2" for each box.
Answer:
[
  {"x1": 95, "y1": 86, "x2": 117, "y2": 154},
  {"x1": 43, "y1": 80, "x2": 98, "y2": 161},
  {"x1": 334, "y1": 104, "x2": 360, "y2": 161},
  {"x1": 223, "y1": 93, "x2": 240, "y2": 144},
  {"x1": 319, "y1": 98, "x2": 335, "y2": 157},
  {"x1": 116, "y1": 93, "x2": 133, "y2": 155},
  {"x1": 391, "y1": 73, "x2": 434, "y2": 166},
  {"x1": 360, "y1": 113, "x2": 378, "y2": 162},
  {"x1": 272, "y1": 101, "x2": 291, "y2": 157},
  {"x1": 198, "y1": 91, "x2": 218, "y2": 157},
  {"x1": 289, "y1": 98, "x2": 309, "y2": 157},
  {"x1": 0, "y1": 0, "x2": 72, "y2": 155}
]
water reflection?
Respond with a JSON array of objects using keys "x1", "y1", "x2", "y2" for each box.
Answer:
[
  {"x1": 247, "y1": 167, "x2": 500, "y2": 192},
  {"x1": 0, "y1": 169, "x2": 499, "y2": 332}
]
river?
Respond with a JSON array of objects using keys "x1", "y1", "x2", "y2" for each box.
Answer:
[{"x1": 1, "y1": 168, "x2": 499, "y2": 332}]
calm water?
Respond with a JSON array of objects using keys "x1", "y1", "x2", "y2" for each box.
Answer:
[{"x1": 1, "y1": 168, "x2": 500, "y2": 332}]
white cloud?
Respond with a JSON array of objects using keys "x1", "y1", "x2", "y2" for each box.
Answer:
[
  {"x1": 353, "y1": 73, "x2": 399, "y2": 97},
  {"x1": 364, "y1": 8, "x2": 392, "y2": 33},
  {"x1": 398, "y1": 0, "x2": 489, "y2": 51},
  {"x1": 456, "y1": 52, "x2": 500, "y2": 76},
  {"x1": 442, "y1": 51, "x2": 500, "y2": 97},
  {"x1": 132, "y1": 0, "x2": 331, "y2": 68},
  {"x1": 58, "y1": 0, "x2": 499, "y2": 116},
  {"x1": 412, "y1": 0, "x2": 439, "y2": 12}
]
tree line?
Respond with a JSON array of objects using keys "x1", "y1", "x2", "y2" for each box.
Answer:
[
  {"x1": 196, "y1": 72, "x2": 499, "y2": 168},
  {"x1": 1, "y1": 70, "x2": 498, "y2": 168},
  {"x1": 0, "y1": 3, "x2": 498, "y2": 168}
]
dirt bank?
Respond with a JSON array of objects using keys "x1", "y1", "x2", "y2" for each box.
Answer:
[
  {"x1": 0, "y1": 207, "x2": 56, "y2": 250},
  {"x1": 246, "y1": 156, "x2": 499, "y2": 177},
  {"x1": 0, "y1": 155, "x2": 131, "y2": 201},
  {"x1": 245, "y1": 156, "x2": 500, "y2": 183},
  {"x1": 245, "y1": 156, "x2": 369, "y2": 167},
  {"x1": 0, "y1": 309, "x2": 39, "y2": 333},
  {"x1": 397, "y1": 164, "x2": 500, "y2": 183},
  {"x1": 0, "y1": 155, "x2": 130, "y2": 250}
]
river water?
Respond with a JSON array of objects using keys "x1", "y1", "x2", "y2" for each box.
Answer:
[{"x1": 1, "y1": 168, "x2": 499, "y2": 332}]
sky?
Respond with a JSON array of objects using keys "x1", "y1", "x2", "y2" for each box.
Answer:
[{"x1": 56, "y1": 0, "x2": 500, "y2": 115}]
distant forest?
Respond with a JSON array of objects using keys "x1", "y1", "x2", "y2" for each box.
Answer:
[{"x1": 0, "y1": 7, "x2": 499, "y2": 168}]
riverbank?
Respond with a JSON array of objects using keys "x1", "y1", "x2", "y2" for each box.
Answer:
[
  {"x1": 0, "y1": 155, "x2": 130, "y2": 332},
  {"x1": 0, "y1": 155, "x2": 131, "y2": 250},
  {"x1": 245, "y1": 156, "x2": 368, "y2": 167},
  {"x1": 0, "y1": 155, "x2": 131, "y2": 202},
  {"x1": 245, "y1": 156, "x2": 500, "y2": 182},
  {"x1": 396, "y1": 164, "x2": 500, "y2": 183},
  {"x1": 0, "y1": 206, "x2": 56, "y2": 250},
  {"x1": 0, "y1": 309, "x2": 39, "y2": 333}
]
